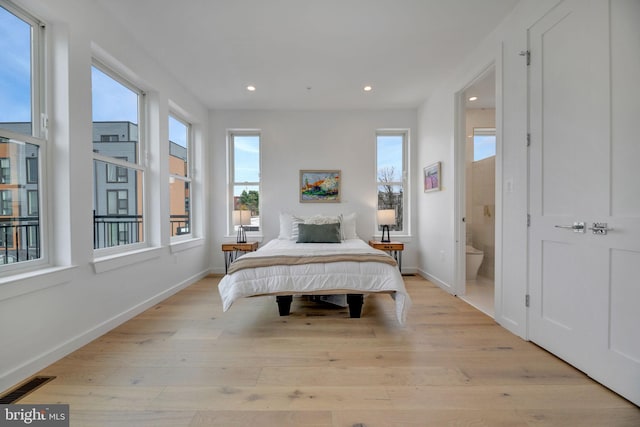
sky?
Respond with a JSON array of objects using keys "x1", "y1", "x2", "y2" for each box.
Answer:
[
  {"x1": 0, "y1": 5, "x2": 31, "y2": 124},
  {"x1": 377, "y1": 135, "x2": 403, "y2": 182},
  {"x1": 169, "y1": 116, "x2": 187, "y2": 148},
  {"x1": 474, "y1": 135, "x2": 496, "y2": 161}
]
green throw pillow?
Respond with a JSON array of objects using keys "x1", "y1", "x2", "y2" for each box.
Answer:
[{"x1": 296, "y1": 223, "x2": 341, "y2": 243}]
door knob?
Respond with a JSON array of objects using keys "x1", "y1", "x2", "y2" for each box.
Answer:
[{"x1": 554, "y1": 222, "x2": 585, "y2": 233}]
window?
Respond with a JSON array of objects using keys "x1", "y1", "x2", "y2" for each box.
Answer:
[
  {"x1": 92, "y1": 63, "x2": 145, "y2": 250},
  {"x1": 228, "y1": 132, "x2": 260, "y2": 235},
  {"x1": 473, "y1": 127, "x2": 496, "y2": 161},
  {"x1": 0, "y1": 190, "x2": 12, "y2": 215},
  {"x1": 0, "y1": 2, "x2": 44, "y2": 268},
  {"x1": 106, "y1": 157, "x2": 128, "y2": 183},
  {"x1": 27, "y1": 190, "x2": 38, "y2": 216},
  {"x1": 169, "y1": 114, "x2": 191, "y2": 237},
  {"x1": 26, "y1": 156, "x2": 37, "y2": 183},
  {"x1": 376, "y1": 131, "x2": 408, "y2": 234},
  {"x1": 0, "y1": 158, "x2": 10, "y2": 183}
]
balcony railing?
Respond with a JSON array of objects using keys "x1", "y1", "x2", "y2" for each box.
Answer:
[
  {"x1": 170, "y1": 215, "x2": 190, "y2": 236},
  {"x1": 0, "y1": 217, "x2": 40, "y2": 264},
  {"x1": 93, "y1": 212, "x2": 143, "y2": 249},
  {"x1": 0, "y1": 213, "x2": 192, "y2": 263}
]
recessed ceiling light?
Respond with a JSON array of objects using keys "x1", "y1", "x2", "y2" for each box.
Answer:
[
  {"x1": 246, "y1": 85, "x2": 256, "y2": 92},
  {"x1": 363, "y1": 85, "x2": 373, "y2": 92},
  {"x1": 468, "y1": 96, "x2": 478, "y2": 101}
]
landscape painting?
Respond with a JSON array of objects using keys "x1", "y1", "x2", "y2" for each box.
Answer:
[{"x1": 300, "y1": 170, "x2": 341, "y2": 203}]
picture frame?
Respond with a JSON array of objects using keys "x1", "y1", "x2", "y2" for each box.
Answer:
[
  {"x1": 300, "y1": 170, "x2": 341, "y2": 203},
  {"x1": 424, "y1": 162, "x2": 441, "y2": 192}
]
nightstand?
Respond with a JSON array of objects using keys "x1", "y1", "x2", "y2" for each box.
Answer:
[
  {"x1": 369, "y1": 240, "x2": 404, "y2": 272},
  {"x1": 222, "y1": 242, "x2": 258, "y2": 274}
]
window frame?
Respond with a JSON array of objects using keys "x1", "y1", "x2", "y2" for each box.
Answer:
[
  {"x1": 0, "y1": 1, "x2": 48, "y2": 274},
  {"x1": 168, "y1": 112, "x2": 193, "y2": 240},
  {"x1": 375, "y1": 129, "x2": 409, "y2": 237},
  {"x1": 227, "y1": 130, "x2": 261, "y2": 237},
  {"x1": 91, "y1": 60, "x2": 147, "y2": 255}
]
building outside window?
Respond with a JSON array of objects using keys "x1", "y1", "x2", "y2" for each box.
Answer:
[
  {"x1": 0, "y1": 158, "x2": 10, "y2": 183},
  {"x1": 91, "y1": 64, "x2": 145, "y2": 250},
  {"x1": 376, "y1": 131, "x2": 408, "y2": 235},
  {"x1": 169, "y1": 114, "x2": 192, "y2": 238},
  {"x1": 0, "y1": 1, "x2": 45, "y2": 268},
  {"x1": 228, "y1": 131, "x2": 260, "y2": 235}
]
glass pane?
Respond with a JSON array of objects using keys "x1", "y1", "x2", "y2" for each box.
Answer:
[
  {"x1": 93, "y1": 159, "x2": 143, "y2": 249},
  {"x1": 0, "y1": 138, "x2": 41, "y2": 264},
  {"x1": 91, "y1": 66, "x2": 139, "y2": 162},
  {"x1": 473, "y1": 127, "x2": 496, "y2": 161},
  {"x1": 0, "y1": 6, "x2": 32, "y2": 135},
  {"x1": 233, "y1": 185, "x2": 259, "y2": 232},
  {"x1": 378, "y1": 184, "x2": 403, "y2": 231},
  {"x1": 169, "y1": 115, "x2": 188, "y2": 178},
  {"x1": 169, "y1": 178, "x2": 190, "y2": 236},
  {"x1": 233, "y1": 134, "x2": 260, "y2": 183},
  {"x1": 377, "y1": 135, "x2": 403, "y2": 182}
]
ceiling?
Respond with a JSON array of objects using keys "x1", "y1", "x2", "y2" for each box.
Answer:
[{"x1": 95, "y1": 0, "x2": 518, "y2": 111}]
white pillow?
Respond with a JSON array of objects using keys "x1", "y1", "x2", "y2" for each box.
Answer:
[
  {"x1": 305, "y1": 214, "x2": 339, "y2": 225},
  {"x1": 290, "y1": 215, "x2": 305, "y2": 241},
  {"x1": 278, "y1": 212, "x2": 293, "y2": 239},
  {"x1": 339, "y1": 212, "x2": 358, "y2": 240}
]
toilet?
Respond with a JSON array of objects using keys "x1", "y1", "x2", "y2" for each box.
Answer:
[{"x1": 466, "y1": 245, "x2": 484, "y2": 280}]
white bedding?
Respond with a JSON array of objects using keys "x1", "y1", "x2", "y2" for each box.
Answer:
[{"x1": 218, "y1": 239, "x2": 411, "y2": 324}]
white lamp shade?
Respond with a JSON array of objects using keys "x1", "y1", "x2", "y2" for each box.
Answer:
[
  {"x1": 377, "y1": 209, "x2": 396, "y2": 225},
  {"x1": 233, "y1": 210, "x2": 251, "y2": 226}
]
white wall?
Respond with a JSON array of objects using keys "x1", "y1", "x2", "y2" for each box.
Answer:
[
  {"x1": 209, "y1": 110, "x2": 418, "y2": 273},
  {"x1": 416, "y1": 0, "x2": 561, "y2": 337},
  {"x1": 0, "y1": 0, "x2": 210, "y2": 393}
]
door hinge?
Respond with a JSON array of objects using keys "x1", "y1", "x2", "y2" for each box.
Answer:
[
  {"x1": 525, "y1": 294, "x2": 530, "y2": 307},
  {"x1": 527, "y1": 214, "x2": 531, "y2": 227},
  {"x1": 526, "y1": 133, "x2": 531, "y2": 147},
  {"x1": 519, "y1": 50, "x2": 531, "y2": 66}
]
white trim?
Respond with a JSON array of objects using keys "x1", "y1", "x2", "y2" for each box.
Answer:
[{"x1": 91, "y1": 246, "x2": 162, "y2": 274}]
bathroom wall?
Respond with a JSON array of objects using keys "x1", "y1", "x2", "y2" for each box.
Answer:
[{"x1": 465, "y1": 108, "x2": 495, "y2": 279}]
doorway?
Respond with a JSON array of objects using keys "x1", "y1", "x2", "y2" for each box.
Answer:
[{"x1": 456, "y1": 66, "x2": 496, "y2": 317}]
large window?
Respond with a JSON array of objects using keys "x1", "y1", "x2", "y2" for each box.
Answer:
[
  {"x1": 228, "y1": 132, "x2": 260, "y2": 235},
  {"x1": 92, "y1": 64, "x2": 145, "y2": 250},
  {"x1": 0, "y1": 2, "x2": 45, "y2": 268},
  {"x1": 169, "y1": 114, "x2": 191, "y2": 238},
  {"x1": 376, "y1": 131, "x2": 408, "y2": 234}
]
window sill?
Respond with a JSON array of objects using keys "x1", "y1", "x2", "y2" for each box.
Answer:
[
  {"x1": 0, "y1": 265, "x2": 77, "y2": 302},
  {"x1": 92, "y1": 246, "x2": 162, "y2": 274},
  {"x1": 170, "y1": 237, "x2": 204, "y2": 253}
]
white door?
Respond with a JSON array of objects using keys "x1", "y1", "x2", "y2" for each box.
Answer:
[{"x1": 528, "y1": 0, "x2": 640, "y2": 405}]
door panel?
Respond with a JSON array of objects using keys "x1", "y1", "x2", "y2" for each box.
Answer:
[{"x1": 529, "y1": 0, "x2": 640, "y2": 405}]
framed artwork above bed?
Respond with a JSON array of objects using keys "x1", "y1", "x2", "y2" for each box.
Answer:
[{"x1": 300, "y1": 170, "x2": 341, "y2": 203}]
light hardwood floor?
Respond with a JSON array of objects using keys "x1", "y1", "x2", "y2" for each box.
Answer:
[{"x1": 20, "y1": 275, "x2": 640, "y2": 426}]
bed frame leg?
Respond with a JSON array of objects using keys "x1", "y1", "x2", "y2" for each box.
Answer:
[
  {"x1": 276, "y1": 295, "x2": 293, "y2": 316},
  {"x1": 347, "y1": 294, "x2": 364, "y2": 318}
]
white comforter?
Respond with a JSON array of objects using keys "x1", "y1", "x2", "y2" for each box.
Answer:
[{"x1": 218, "y1": 239, "x2": 411, "y2": 324}]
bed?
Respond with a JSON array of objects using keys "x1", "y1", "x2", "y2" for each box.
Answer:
[{"x1": 218, "y1": 213, "x2": 411, "y2": 324}]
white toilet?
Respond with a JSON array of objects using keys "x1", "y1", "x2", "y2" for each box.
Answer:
[{"x1": 466, "y1": 245, "x2": 484, "y2": 280}]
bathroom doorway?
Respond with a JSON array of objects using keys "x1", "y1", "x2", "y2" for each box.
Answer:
[{"x1": 457, "y1": 66, "x2": 496, "y2": 317}]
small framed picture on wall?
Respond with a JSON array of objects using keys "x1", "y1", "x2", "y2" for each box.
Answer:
[{"x1": 424, "y1": 162, "x2": 441, "y2": 192}]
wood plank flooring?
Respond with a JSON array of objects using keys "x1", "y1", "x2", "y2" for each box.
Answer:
[{"x1": 20, "y1": 275, "x2": 640, "y2": 426}]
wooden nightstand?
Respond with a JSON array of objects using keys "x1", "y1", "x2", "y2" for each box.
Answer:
[
  {"x1": 222, "y1": 242, "x2": 258, "y2": 274},
  {"x1": 369, "y1": 240, "x2": 404, "y2": 272}
]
